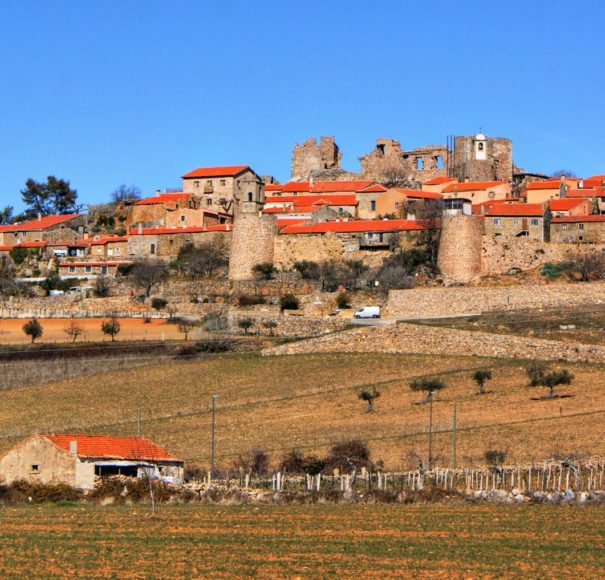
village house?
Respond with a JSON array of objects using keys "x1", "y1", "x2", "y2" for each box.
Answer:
[
  {"x1": 127, "y1": 224, "x2": 231, "y2": 259},
  {"x1": 550, "y1": 215, "x2": 605, "y2": 244},
  {"x1": 0, "y1": 433, "x2": 184, "y2": 490},
  {"x1": 47, "y1": 239, "x2": 90, "y2": 259},
  {"x1": 548, "y1": 198, "x2": 591, "y2": 217},
  {"x1": 0, "y1": 240, "x2": 48, "y2": 258},
  {"x1": 524, "y1": 178, "x2": 578, "y2": 204},
  {"x1": 376, "y1": 188, "x2": 442, "y2": 219},
  {"x1": 88, "y1": 235, "x2": 129, "y2": 259},
  {"x1": 441, "y1": 181, "x2": 511, "y2": 205},
  {"x1": 181, "y1": 165, "x2": 262, "y2": 214},
  {"x1": 263, "y1": 194, "x2": 359, "y2": 224},
  {"x1": 0, "y1": 214, "x2": 85, "y2": 245},
  {"x1": 484, "y1": 203, "x2": 550, "y2": 241},
  {"x1": 59, "y1": 261, "x2": 131, "y2": 278}
]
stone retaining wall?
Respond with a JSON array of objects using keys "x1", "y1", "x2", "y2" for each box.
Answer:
[
  {"x1": 228, "y1": 312, "x2": 348, "y2": 338},
  {"x1": 387, "y1": 282, "x2": 605, "y2": 318},
  {"x1": 264, "y1": 323, "x2": 605, "y2": 363}
]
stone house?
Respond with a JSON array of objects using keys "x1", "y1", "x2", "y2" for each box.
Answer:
[
  {"x1": 59, "y1": 260, "x2": 131, "y2": 278},
  {"x1": 548, "y1": 198, "x2": 590, "y2": 217},
  {"x1": 0, "y1": 214, "x2": 85, "y2": 245},
  {"x1": 442, "y1": 181, "x2": 511, "y2": 205},
  {"x1": 47, "y1": 239, "x2": 90, "y2": 259},
  {"x1": 550, "y1": 215, "x2": 605, "y2": 244},
  {"x1": 524, "y1": 178, "x2": 577, "y2": 204},
  {"x1": 127, "y1": 225, "x2": 231, "y2": 259},
  {"x1": 0, "y1": 240, "x2": 48, "y2": 258},
  {"x1": 376, "y1": 188, "x2": 442, "y2": 219},
  {"x1": 181, "y1": 165, "x2": 262, "y2": 215},
  {"x1": 88, "y1": 235, "x2": 129, "y2": 259},
  {"x1": 0, "y1": 433, "x2": 184, "y2": 490},
  {"x1": 484, "y1": 203, "x2": 550, "y2": 241}
]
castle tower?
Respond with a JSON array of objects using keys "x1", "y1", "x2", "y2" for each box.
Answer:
[
  {"x1": 437, "y1": 213, "x2": 483, "y2": 284},
  {"x1": 453, "y1": 133, "x2": 513, "y2": 182},
  {"x1": 228, "y1": 176, "x2": 277, "y2": 281}
]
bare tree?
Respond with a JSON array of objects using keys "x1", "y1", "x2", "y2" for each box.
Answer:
[
  {"x1": 64, "y1": 319, "x2": 84, "y2": 343},
  {"x1": 178, "y1": 319, "x2": 196, "y2": 340},
  {"x1": 564, "y1": 251, "x2": 605, "y2": 282},
  {"x1": 130, "y1": 259, "x2": 170, "y2": 297},
  {"x1": 94, "y1": 276, "x2": 111, "y2": 297},
  {"x1": 175, "y1": 237, "x2": 229, "y2": 279},
  {"x1": 111, "y1": 184, "x2": 141, "y2": 204}
]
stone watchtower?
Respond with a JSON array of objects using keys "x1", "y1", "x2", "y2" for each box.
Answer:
[
  {"x1": 437, "y1": 210, "x2": 483, "y2": 284},
  {"x1": 453, "y1": 133, "x2": 513, "y2": 183},
  {"x1": 228, "y1": 175, "x2": 277, "y2": 281}
]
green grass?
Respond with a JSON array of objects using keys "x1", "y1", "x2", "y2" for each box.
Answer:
[{"x1": 0, "y1": 504, "x2": 603, "y2": 577}]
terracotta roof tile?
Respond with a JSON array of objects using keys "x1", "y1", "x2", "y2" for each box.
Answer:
[
  {"x1": 485, "y1": 203, "x2": 544, "y2": 216},
  {"x1": 43, "y1": 434, "x2": 180, "y2": 461},
  {"x1": 422, "y1": 176, "x2": 458, "y2": 185},
  {"x1": 549, "y1": 198, "x2": 585, "y2": 211},
  {"x1": 0, "y1": 214, "x2": 81, "y2": 233},
  {"x1": 182, "y1": 165, "x2": 250, "y2": 178},
  {"x1": 394, "y1": 188, "x2": 443, "y2": 200},
  {"x1": 526, "y1": 181, "x2": 564, "y2": 190},
  {"x1": 551, "y1": 215, "x2": 605, "y2": 223},
  {"x1": 134, "y1": 193, "x2": 189, "y2": 206},
  {"x1": 443, "y1": 181, "x2": 507, "y2": 193}
]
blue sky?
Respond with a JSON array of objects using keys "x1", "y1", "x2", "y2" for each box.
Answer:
[{"x1": 0, "y1": 0, "x2": 603, "y2": 212}]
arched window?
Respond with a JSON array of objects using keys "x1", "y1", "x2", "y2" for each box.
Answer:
[{"x1": 248, "y1": 192, "x2": 253, "y2": 202}]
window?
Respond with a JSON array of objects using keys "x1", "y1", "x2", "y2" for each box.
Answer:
[
  {"x1": 150, "y1": 244, "x2": 156, "y2": 255},
  {"x1": 31, "y1": 464, "x2": 39, "y2": 473},
  {"x1": 194, "y1": 181, "x2": 199, "y2": 188},
  {"x1": 493, "y1": 219, "x2": 502, "y2": 226},
  {"x1": 338, "y1": 207, "x2": 344, "y2": 213},
  {"x1": 219, "y1": 179, "x2": 226, "y2": 186},
  {"x1": 415, "y1": 157, "x2": 424, "y2": 170},
  {"x1": 531, "y1": 219, "x2": 539, "y2": 226},
  {"x1": 435, "y1": 156, "x2": 444, "y2": 169},
  {"x1": 207, "y1": 198, "x2": 212, "y2": 206},
  {"x1": 370, "y1": 200, "x2": 376, "y2": 211},
  {"x1": 206, "y1": 180, "x2": 212, "y2": 185},
  {"x1": 579, "y1": 223, "x2": 585, "y2": 230},
  {"x1": 248, "y1": 192, "x2": 253, "y2": 202},
  {"x1": 513, "y1": 219, "x2": 519, "y2": 226},
  {"x1": 561, "y1": 224, "x2": 568, "y2": 230},
  {"x1": 101, "y1": 266, "x2": 108, "y2": 275},
  {"x1": 85, "y1": 266, "x2": 92, "y2": 273},
  {"x1": 68, "y1": 266, "x2": 75, "y2": 273},
  {"x1": 115, "y1": 248, "x2": 121, "y2": 255},
  {"x1": 180, "y1": 215, "x2": 186, "y2": 222},
  {"x1": 478, "y1": 142, "x2": 484, "y2": 151}
]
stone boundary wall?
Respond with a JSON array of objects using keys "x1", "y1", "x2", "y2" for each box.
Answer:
[
  {"x1": 228, "y1": 312, "x2": 348, "y2": 338},
  {"x1": 264, "y1": 323, "x2": 605, "y2": 363},
  {"x1": 481, "y1": 237, "x2": 605, "y2": 276},
  {"x1": 387, "y1": 282, "x2": 605, "y2": 318}
]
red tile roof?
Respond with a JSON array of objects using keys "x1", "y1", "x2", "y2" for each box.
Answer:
[
  {"x1": 263, "y1": 184, "x2": 283, "y2": 192},
  {"x1": 129, "y1": 225, "x2": 231, "y2": 235},
  {"x1": 583, "y1": 175, "x2": 605, "y2": 188},
  {"x1": 394, "y1": 188, "x2": 443, "y2": 200},
  {"x1": 265, "y1": 194, "x2": 358, "y2": 207},
  {"x1": 43, "y1": 434, "x2": 180, "y2": 461},
  {"x1": 0, "y1": 240, "x2": 48, "y2": 251},
  {"x1": 422, "y1": 176, "x2": 458, "y2": 185},
  {"x1": 552, "y1": 215, "x2": 605, "y2": 223},
  {"x1": 358, "y1": 183, "x2": 388, "y2": 193},
  {"x1": 280, "y1": 219, "x2": 429, "y2": 235},
  {"x1": 0, "y1": 214, "x2": 81, "y2": 232},
  {"x1": 59, "y1": 261, "x2": 132, "y2": 267},
  {"x1": 526, "y1": 181, "x2": 563, "y2": 190},
  {"x1": 182, "y1": 165, "x2": 250, "y2": 179},
  {"x1": 443, "y1": 181, "x2": 507, "y2": 193},
  {"x1": 566, "y1": 188, "x2": 603, "y2": 198},
  {"x1": 277, "y1": 218, "x2": 309, "y2": 230},
  {"x1": 89, "y1": 236, "x2": 128, "y2": 246},
  {"x1": 549, "y1": 198, "x2": 586, "y2": 211},
  {"x1": 471, "y1": 200, "x2": 510, "y2": 215},
  {"x1": 485, "y1": 203, "x2": 544, "y2": 217},
  {"x1": 267, "y1": 180, "x2": 379, "y2": 195},
  {"x1": 134, "y1": 193, "x2": 189, "y2": 206}
]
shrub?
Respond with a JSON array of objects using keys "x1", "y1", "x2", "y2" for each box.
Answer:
[
  {"x1": 324, "y1": 439, "x2": 372, "y2": 473},
  {"x1": 262, "y1": 319, "x2": 278, "y2": 335},
  {"x1": 541, "y1": 262, "x2": 567, "y2": 280},
  {"x1": 358, "y1": 388, "x2": 380, "y2": 412},
  {"x1": 484, "y1": 450, "x2": 506, "y2": 466},
  {"x1": 117, "y1": 263, "x2": 133, "y2": 276},
  {"x1": 280, "y1": 293, "x2": 299, "y2": 312},
  {"x1": 336, "y1": 291, "x2": 351, "y2": 309},
  {"x1": 9, "y1": 246, "x2": 38, "y2": 265},
  {"x1": 0, "y1": 480, "x2": 81, "y2": 503},
  {"x1": 293, "y1": 260, "x2": 321, "y2": 280},
  {"x1": 236, "y1": 294, "x2": 266, "y2": 307},
  {"x1": 252, "y1": 262, "x2": 277, "y2": 280},
  {"x1": 525, "y1": 361, "x2": 548, "y2": 386},
  {"x1": 202, "y1": 313, "x2": 228, "y2": 333},
  {"x1": 101, "y1": 317, "x2": 121, "y2": 341},
  {"x1": 94, "y1": 276, "x2": 110, "y2": 297},
  {"x1": 151, "y1": 297, "x2": 168, "y2": 310},
  {"x1": 280, "y1": 449, "x2": 306, "y2": 473}
]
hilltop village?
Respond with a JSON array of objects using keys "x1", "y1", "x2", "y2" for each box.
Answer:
[{"x1": 1, "y1": 132, "x2": 605, "y2": 331}]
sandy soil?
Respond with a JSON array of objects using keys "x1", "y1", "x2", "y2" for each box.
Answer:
[{"x1": 0, "y1": 317, "x2": 185, "y2": 344}]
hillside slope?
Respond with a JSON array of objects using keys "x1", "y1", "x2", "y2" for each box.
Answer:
[{"x1": 0, "y1": 353, "x2": 603, "y2": 469}]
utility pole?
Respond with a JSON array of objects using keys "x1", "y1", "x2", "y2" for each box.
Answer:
[
  {"x1": 210, "y1": 395, "x2": 219, "y2": 479},
  {"x1": 428, "y1": 390, "x2": 434, "y2": 470},
  {"x1": 452, "y1": 404, "x2": 457, "y2": 469}
]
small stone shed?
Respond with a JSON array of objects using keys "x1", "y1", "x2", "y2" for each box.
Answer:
[{"x1": 0, "y1": 434, "x2": 184, "y2": 490}]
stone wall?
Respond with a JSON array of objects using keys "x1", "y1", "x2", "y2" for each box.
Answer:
[
  {"x1": 481, "y1": 237, "x2": 605, "y2": 276},
  {"x1": 228, "y1": 311, "x2": 348, "y2": 338},
  {"x1": 264, "y1": 322, "x2": 605, "y2": 364},
  {"x1": 453, "y1": 136, "x2": 513, "y2": 182},
  {"x1": 437, "y1": 214, "x2": 483, "y2": 283},
  {"x1": 387, "y1": 282, "x2": 605, "y2": 318}
]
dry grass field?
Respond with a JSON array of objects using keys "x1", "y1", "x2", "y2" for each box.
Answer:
[
  {"x1": 0, "y1": 317, "x2": 186, "y2": 344},
  {"x1": 0, "y1": 504, "x2": 604, "y2": 577},
  {"x1": 0, "y1": 352, "x2": 604, "y2": 469}
]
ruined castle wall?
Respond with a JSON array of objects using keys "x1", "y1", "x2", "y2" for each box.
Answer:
[
  {"x1": 228, "y1": 213, "x2": 277, "y2": 280},
  {"x1": 291, "y1": 137, "x2": 341, "y2": 180},
  {"x1": 437, "y1": 214, "x2": 483, "y2": 283}
]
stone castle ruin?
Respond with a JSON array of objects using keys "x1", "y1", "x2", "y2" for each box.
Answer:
[{"x1": 291, "y1": 133, "x2": 514, "y2": 185}]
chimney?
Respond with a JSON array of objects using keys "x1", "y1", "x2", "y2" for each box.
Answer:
[
  {"x1": 83, "y1": 232, "x2": 89, "y2": 240},
  {"x1": 69, "y1": 440, "x2": 78, "y2": 455},
  {"x1": 156, "y1": 189, "x2": 161, "y2": 197},
  {"x1": 37, "y1": 212, "x2": 42, "y2": 222},
  {"x1": 309, "y1": 175, "x2": 314, "y2": 187},
  {"x1": 137, "y1": 222, "x2": 143, "y2": 235}
]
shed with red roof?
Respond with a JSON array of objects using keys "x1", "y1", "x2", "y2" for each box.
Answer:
[{"x1": 0, "y1": 433, "x2": 184, "y2": 490}]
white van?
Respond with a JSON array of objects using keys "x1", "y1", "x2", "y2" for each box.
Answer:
[{"x1": 354, "y1": 306, "x2": 381, "y2": 319}]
